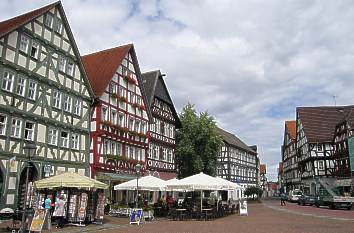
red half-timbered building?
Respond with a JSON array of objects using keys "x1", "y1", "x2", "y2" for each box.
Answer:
[
  {"x1": 82, "y1": 44, "x2": 152, "y2": 199},
  {"x1": 141, "y1": 71, "x2": 181, "y2": 180}
]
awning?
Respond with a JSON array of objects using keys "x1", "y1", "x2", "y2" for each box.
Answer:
[
  {"x1": 96, "y1": 172, "x2": 136, "y2": 182},
  {"x1": 114, "y1": 175, "x2": 166, "y2": 191},
  {"x1": 34, "y1": 172, "x2": 108, "y2": 189}
]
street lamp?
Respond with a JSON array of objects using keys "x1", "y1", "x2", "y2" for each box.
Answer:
[
  {"x1": 135, "y1": 163, "x2": 142, "y2": 209},
  {"x1": 20, "y1": 142, "x2": 37, "y2": 233}
]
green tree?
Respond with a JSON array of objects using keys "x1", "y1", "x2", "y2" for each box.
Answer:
[
  {"x1": 244, "y1": 186, "x2": 263, "y2": 199},
  {"x1": 175, "y1": 104, "x2": 223, "y2": 178}
]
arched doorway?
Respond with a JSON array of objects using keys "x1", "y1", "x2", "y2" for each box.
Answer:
[{"x1": 17, "y1": 162, "x2": 38, "y2": 210}]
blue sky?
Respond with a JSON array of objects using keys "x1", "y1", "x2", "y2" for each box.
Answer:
[{"x1": 2, "y1": 0, "x2": 354, "y2": 180}]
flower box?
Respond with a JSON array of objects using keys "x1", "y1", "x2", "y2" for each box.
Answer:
[{"x1": 118, "y1": 96, "x2": 127, "y2": 102}]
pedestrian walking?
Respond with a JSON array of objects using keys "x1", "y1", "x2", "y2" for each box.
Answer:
[
  {"x1": 55, "y1": 196, "x2": 66, "y2": 228},
  {"x1": 44, "y1": 195, "x2": 54, "y2": 230},
  {"x1": 280, "y1": 193, "x2": 286, "y2": 206}
]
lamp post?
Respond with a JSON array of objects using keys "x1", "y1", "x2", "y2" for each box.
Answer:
[
  {"x1": 135, "y1": 163, "x2": 141, "y2": 209},
  {"x1": 20, "y1": 142, "x2": 37, "y2": 233}
]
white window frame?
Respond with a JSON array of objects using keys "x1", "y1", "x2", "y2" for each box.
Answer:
[
  {"x1": 53, "y1": 90, "x2": 62, "y2": 109},
  {"x1": 11, "y1": 118, "x2": 22, "y2": 138},
  {"x1": 71, "y1": 133, "x2": 80, "y2": 150},
  {"x1": 73, "y1": 99, "x2": 81, "y2": 116},
  {"x1": 54, "y1": 18, "x2": 63, "y2": 34},
  {"x1": 58, "y1": 56, "x2": 66, "y2": 73},
  {"x1": 63, "y1": 95, "x2": 72, "y2": 112},
  {"x1": 102, "y1": 107, "x2": 108, "y2": 121},
  {"x1": 24, "y1": 121, "x2": 35, "y2": 141},
  {"x1": 44, "y1": 13, "x2": 53, "y2": 28},
  {"x1": 111, "y1": 110, "x2": 117, "y2": 124},
  {"x1": 30, "y1": 41, "x2": 39, "y2": 59},
  {"x1": 2, "y1": 71, "x2": 14, "y2": 92},
  {"x1": 0, "y1": 114, "x2": 7, "y2": 135},
  {"x1": 60, "y1": 131, "x2": 69, "y2": 148},
  {"x1": 16, "y1": 76, "x2": 26, "y2": 96},
  {"x1": 118, "y1": 113, "x2": 124, "y2": 126},
  {"x1": 19, "y1": 35, "x2": 30, "y2": 53},
  {"x1": 67, "y1": 61, "x2": 75, "y2": 76},
  {"x1": 48, "y1": 128, "x2": 58, "y2": 145},
  {"x1": 27, "y1": 80, "x2": 37, "y2": 100}
]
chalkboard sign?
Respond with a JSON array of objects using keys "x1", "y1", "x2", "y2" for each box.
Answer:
[
  {"x1": 129, "y1": 208, "x2": 143, "y2": 225},
  {"x1": 30, "y1": 209, "x2": 48, "y2": 232},
  {"x1": 239, "y1": 199, "x2": 248, "y2": 216}
]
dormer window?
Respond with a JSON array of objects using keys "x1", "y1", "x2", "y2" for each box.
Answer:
[
  {"x1": 45, "y1": 13, "x2": 53, "y2": 28},
  {"x1": 30, "y1": 41, "x2": 39, "y2": 59}
]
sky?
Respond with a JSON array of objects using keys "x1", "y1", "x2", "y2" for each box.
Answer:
[{"x1": 1, "y1": 0, "x2": 354, "y2": 180}]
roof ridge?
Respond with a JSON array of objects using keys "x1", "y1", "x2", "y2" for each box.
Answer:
[{"x1": 82, "y1": 43, "x2": 133, "y2": 57}]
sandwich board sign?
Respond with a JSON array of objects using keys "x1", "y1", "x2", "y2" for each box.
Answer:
[
  {"x1": 239, "y1": 199, "x2": 248, "y2": 216},
  {"x1": 130, "y1": 208, "x2": 144, "y2": 225},
  {"x1": 29, "y1": 209, "x2": 47, "y2": 232}
]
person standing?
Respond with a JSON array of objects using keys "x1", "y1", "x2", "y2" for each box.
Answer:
[
  {"x1": 44, "y1": 195, "x2": 53, "y2": 230},
  {"x1": 280, "y1": 193, "x2": 286, "y2": 206},
  {"x1": 55, "y1": 196, "x2": 66, "y2": 228}
]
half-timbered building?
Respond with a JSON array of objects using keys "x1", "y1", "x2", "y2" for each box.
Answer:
[
  {"x1": 82, "y1": 44, "x2": 152, "y2": 201},
  {"x1": 332, "y1": 110, "x2": 354, "y2": 189},
  {"x1": 295, "y1": 107, "x2": 354, "y2": 194},
  {"x1": 281, "y1": 120, "x2": 300, "y2": 192},
  {"x1": 216, "y1": 127, "x2": 258, "y2": 190},
  {"x1": 0, "y1": 2, "x2": 94, "y2": 211},
  {"x1": 141, "y1": 70, "x2": 181, "y2": 180}
]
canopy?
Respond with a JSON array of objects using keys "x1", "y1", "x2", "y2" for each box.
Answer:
[
  {"x1": 166, "y1": 172, "x2": 238, "y2": 191},
  {"x1": 215, "y1": 177, "x2": 243, "y2": 190},
  {"x1": 34, "y1": 172, "x2": 108, "y2": 190},
  {"x1": 114, "y1": 175, "x2": 166, "y2": 191}
]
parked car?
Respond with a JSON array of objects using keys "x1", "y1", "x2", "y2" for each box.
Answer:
[
  {"x1": 288, "y1": 189, "x2": 303, "y2": 202},
  {"x1": 297, "y1": 195, "x2": 316, "y2": 206}
]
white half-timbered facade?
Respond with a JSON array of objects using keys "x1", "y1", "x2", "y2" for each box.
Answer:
[
  {"x1": 0, "y1": 2, "x2": 93, "y2": 210},
  {"x1": 141, "y1": 70, "x2": 181, "y2": 180},
  {"x1": 216, "y1": 127, "x2": 258, "y2": 190}
]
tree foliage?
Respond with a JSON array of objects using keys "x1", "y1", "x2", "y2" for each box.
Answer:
[
  {"x1": 244, "y1": 186, "x2": 263, "y2": 199},
  {"x1": 175, "y1": 104, "x2": 224, "y2": 178}
]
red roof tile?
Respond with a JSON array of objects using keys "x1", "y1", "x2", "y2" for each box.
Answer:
[
  {"x1": 260, "y1": 164, "x2": 266, "y2": 174},
  {"x1": 285, "y1": 121, "x2": 296, "y2": 140},
  {"x1": 297, "y1": 106, "x2": 354, "y2": 143},
  {"x1": 81, "y1": 44, "x2": 132, "y2": 97},
  {"x1": 0, "y1": 2, "x2": 59, "y2": 38}
]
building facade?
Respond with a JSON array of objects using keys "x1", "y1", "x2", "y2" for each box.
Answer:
[
  {"x1": 281, "y1": 121, "x2": 300, "y2": 193},
  {"x1": 82, "y1": 44, "x2": 152, "y2": 201},
  {"x1": 260, "y1": 164, "x2": 267, "y2": 192},
  {"x1": 0, "y1": 2, "x2": 93, "y2": 210},
  {"x1": 216, "y1": 127, "x2": 258, "y2": 190},
  {"x1": 141, "y1": 70, "x2": 181, "y2": 180},
  {"x1": 296, "y1": 107, "x2": 348, "y2": 194}
]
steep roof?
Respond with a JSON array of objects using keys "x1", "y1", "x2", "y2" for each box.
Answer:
[
  {"x1": 141, "y1": 70, "x2": 181, "y2": 128},
  {"x1": 216, "y1": 127, "x2": 256, "y2": 154},
  {"x1": 297, "y1": 105, "x2": 354, "y2": 143},
  {"x1": 285, "y1": 121, "x2": 296, "y2": 140},
  {"x1": 0, "y1": 1, "x2": 59, "y2": 38},
  {"x1": 82, "y1": 44, "x2": 153, "y2": 122},
  {"x1": 82, "y1": 44, "x2": 132, "y2": 97}
]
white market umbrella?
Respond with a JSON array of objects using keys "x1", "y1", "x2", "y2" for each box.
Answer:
[{"x1": 113, "y1": 175, "x2": 166, "y2": 191}]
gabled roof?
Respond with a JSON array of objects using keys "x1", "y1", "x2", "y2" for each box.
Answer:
[
  {"x1": 0, "y1": 1, "x2": 94, "y2": 98},
  {"x1": 216, "y1": 127, "x2": 256, "y2": 154},
  {"x1": 82, "y1": 44, "x2": 153, "y2": 121},
  {"x1": 285, "y1": 120, "x2": 296, "y2": 140},
  {"x1": 0, "y1": 1, "x2": 59, "y2": 38},
  {"x1": 297, "y1": 105, "x2": 354, "y2": 143},
  {"x1": 141, "y1": 70, "x2": 181, "y2": 128}
]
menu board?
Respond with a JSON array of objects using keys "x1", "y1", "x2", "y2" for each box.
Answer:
[
  {"x1": 78, "y1": 193, "x2": 88, "y2": 221},
  {"x1": 95, "y1": 192, "x2": 105, "y2": 221},
  {"x1": 130, "y1": 209, "x2": 143, "y2": 225},
  {"x1": 239, "y1": 200, "x2": 248, "y2": 216},
  {"x1": 68, "y1": 194, "x2": 78, "y2": 220},
  {"x1": 30, "y1": 209, "x2": 47, "y2": 232}
]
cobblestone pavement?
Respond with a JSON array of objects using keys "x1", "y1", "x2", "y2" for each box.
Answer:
[{"x1": 2, "y1": 202, "x2": 354, "y2": 233}]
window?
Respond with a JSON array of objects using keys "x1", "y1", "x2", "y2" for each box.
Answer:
[
  {"x1": 60, "y1": 131, "x2": 69, "y2": 148},
  {"x1": 19, "y1": 35, "x2": 29, "y2": 53},
  {"x1": 136, "y1": 96, "x2": 141, "y2": 105},
  {"x1": 44, "y1": 13, "x2": 53, "y2": 28},
  {"x1": 73, "y1": 99, "x2": 81, "y2": 116},
  {"x1": 71, "y1": 134, "x2": 79, "y2": 150},
  {"x1": 318, "y1": 160, "x2": 324, "y2": 170},
  {"x1": 53, "y1": 91, "x2": 62, "y2": 109},
  {"x1": 63, "y1": 95, "x2": 72, "y2": 112},
  {"x1": 129, "y1": 92, "x2": 135, "y2": 103},
  {"x1": 109, "y1": 82, "x2": 116, "y2": 94},
  {"x1": 58, "y1": 56, "x2": 66, "y2": 72},
  {"x1": 128, "y1": 118, "x2": 134, "y2": 131},
  {"x1": 67, "y1": 61, "x2": 74, "y2": 76},
  {"x1": 317, "y1": 144, "x2": 322, "y2": 151},
  {"x1": 30, "y1": 41, "x2": 39, "y2": 59},
  {"x1": 11, "y1": 118, "x2": 22, "y2": 138},
  {"x1": 141, "y1": 122, "x2": 146, "y2": 134},
  {"x1": 2, "y1": 71, "x2": 14, "y2": 92},
  {"x1": 118, "y1": 113, "x2": 124, "y2": 126},
  {"x1": 111, "y1": 110, "x2": 117, "y2": 124},
  {"x1": 48, "y1": 129, "x2": 57, "y2": 145},
  {"x1": 135, "y1": 120, "x2": 140, "y2": 132},
  {"x1": 16, "y1": 76, "x2": 26, "y2": 96},
  {"x1": 54, "y1": 19, "x2": 63, "y2": 34},
  {"x1": 117, "y1": 143, "x2": 122, "y2": 155},
  {"x1": 27, "y1": 81, "x2": 37, "y2": 100},
  {"x1": 0, "y1": 115, "x2": 6, "y2": 135},
  {"x1": 118, "y1": 86, "x2": 125, "y2": 97},
  {"x1": 102, "y1": 107, "x2": 108, "y2": 121},
  {"x1": 24, "y1": 121, "x2": 34, "y2": 140}
]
